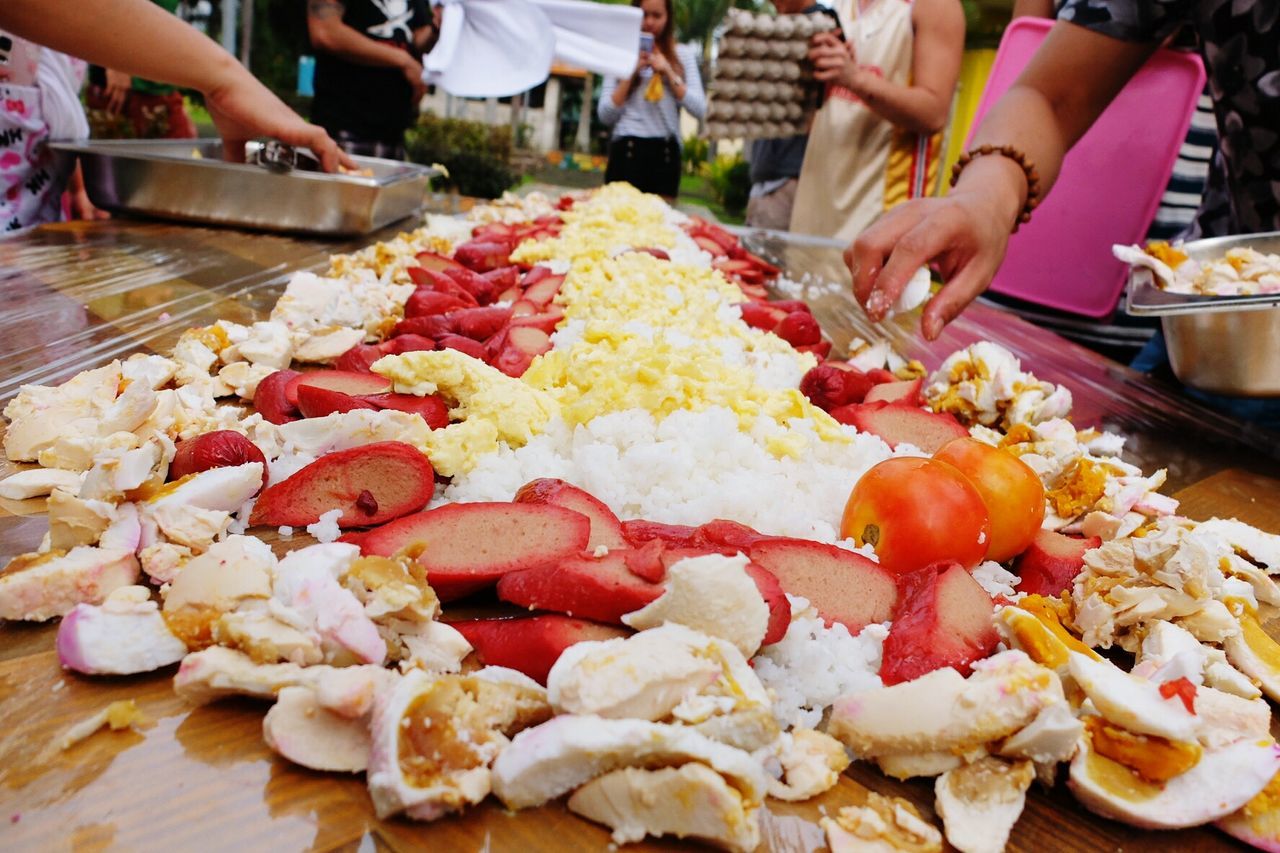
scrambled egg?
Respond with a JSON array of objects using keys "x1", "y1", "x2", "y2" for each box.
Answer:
[
  {"x1": 523, "y1": 251, "x2": 843, "y2": 457},
  {"x1": 373, "y1": 350, "x2": 559, "y2": 476},
  {"x1": 511, "y1": 183, "x2": 679, "y2": 265}
]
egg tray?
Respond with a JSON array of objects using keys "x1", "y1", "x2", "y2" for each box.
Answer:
[{"x1": 704, "y1": 9, "x2": 839, "y2": 141}]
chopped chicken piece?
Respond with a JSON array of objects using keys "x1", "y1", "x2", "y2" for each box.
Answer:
[
  {"x1": 57, "y1": 586, "x2": 188, "y2": 675},
  {"x1": 876, "y1": 751, "x2": 964, "y2": 781},
  {"x1": 935, "y1": 757, "x2": 1035, "y2": 853},
  {"x1": 765, "y1": 728, "x2": 851, "y2": 801},
  {"x1": 4, "y1": 362, "x2": 123, "y2": 462},
  {"x1": 59, "y1": 700, "x2": 151, "y2": 749},
  {"x1": 568, "y1": 762, "x2": 760, "y2": 852},
  {"x1": 293, "y1": 327, "x2": 366, "y2": 363},
  {"x1": 398, "y1": 620, "x2": 472, "y2": 674},
  {"x1": 621, "y1": 553, "x2": 769, "y2": 658},
  {"x1": 217, "y1": 362, "x2": 277, "y2": 401},
  {"x1": 213, "y1": 610, "x2": 323, "y2": 666},
  {"x1": 162, "y1": 536, "x2": 275, "y2": 648},
  {"x1": 150, "y1": 503, "x2": 231, "y2": 551},
  {"x1": 821, "y1": 793, "x2": 943, "y2": 853},
  {"x1": 173, "y1": 645, "x2": 392, "y2": 708},
  {"x1": 145, "y1": 462, "x2": 264, "y2": 516},
  {"x1": 139, "y1": 541, "x2": 192, "y2": 585},
  {"x1": 38, "y1": 432, "x2": 142, "y2": 473},
  {"x1": 47, "y1": 490, "x2": 117, "y2": 550},
  {"x1": 365, "y1": 670, "x2": 551, "y2": 820},
  {"x1": 272, "y1": 543, "x2": 386, "y2": 666},
  {"x1": 0, "y1": 546, "x2": 139, "y2": 621},
  {"x1": 998, "y1": 703, "x2": 1082, "y2": 765},
  {"x1": 548, "y1": 624, "x2": 725, "y2": 720},
  {"x1": 343, "y1": 554, "x2": 439, "y2": 623},
  {"x1": 79, "y1": 441, "x2": 166, "y2": 502},
  {"x1": 828, "y1": 651, "x2": 1065, "y2": 759},
  {"x1": 0, "y1": 468, "x2": 83, "y2": 500},
  {"x1": 121, "y1": 353, "x2": 179, "y2": 390},
  {"x1": 490, "y1": 715, "x2": 767, "y2": 811},
  {"x1": 272, "y1": 410, "x2": 432, "y2": 459},
  {"x1": 1067, "y1": 652, "x2": 1197, "y2": 742},
  {"x1": 263, "y1": 685, "x2": 371, "y2": 773},
  {"x1": 233, "y1": 321, "x2": 293, "y2": 369}
]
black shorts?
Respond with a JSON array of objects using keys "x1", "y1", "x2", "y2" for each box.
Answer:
[{"x1": 604, "y1": 136, "x2": 681, "y2": 198}]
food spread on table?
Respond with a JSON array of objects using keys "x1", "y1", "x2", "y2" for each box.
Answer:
[
  {"x1": 6, "y1": 183, "x2": 1280, "y2": 851},
  {"x1": 1115, "y1": 240, "x2": 1280, "y2": 296}
]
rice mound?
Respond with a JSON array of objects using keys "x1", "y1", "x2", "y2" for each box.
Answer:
[
  {"x1": 754, "y1": 595, "x2": 888, "y2": 730},
  {"x1": 443, "y1": 405, "x2": 910, "y2": 542}
]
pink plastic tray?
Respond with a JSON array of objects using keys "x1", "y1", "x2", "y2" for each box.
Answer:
[{"x1": 969, "y1": 18, "x2": 1205, "y2": 317}]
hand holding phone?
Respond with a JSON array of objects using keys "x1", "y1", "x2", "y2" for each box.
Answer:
[{"x1": 639, "y1": 32, "x2": 654, "y2": 54}]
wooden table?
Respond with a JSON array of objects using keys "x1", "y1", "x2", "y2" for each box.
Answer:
[{"x1": 2, "y1": 219, "x2": 1274, "y2": 852}]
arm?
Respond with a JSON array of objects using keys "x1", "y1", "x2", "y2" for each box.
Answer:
[
  {"x1": 846, "y1": 21, "x2": 1158, "y2": 339},
  {"x1": 811, "y1": 0, "x2": 965, "y2": 135},
  {"x1": 307, "y1": 0, "x2": 418, "y2": 71},
  {"x1": 0, "y1": 0, "x2": 351, "y2": 170},
  {"x1": 1012, "y1": 0, "x2": 1055, "y2": 18},
  {"x1": 598, "y1": 76, "x2": 625, "y2": 126},
  {"x1": 671, "y1": 48, "x2": 706, "y2": 120}
]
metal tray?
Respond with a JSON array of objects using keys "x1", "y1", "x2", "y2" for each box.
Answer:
[
  {"x1": 52, "y1": 139, "x2": 437, "y2": 236},
  {"x1": 1123, "y1": 231, "x2": 1280, "y2": 397}
]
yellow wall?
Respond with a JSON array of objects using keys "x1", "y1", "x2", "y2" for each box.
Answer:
[{"x1": 939, "y1": 48, "x2": 998, "y2": 195}]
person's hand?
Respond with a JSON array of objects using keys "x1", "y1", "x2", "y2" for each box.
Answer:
[
  {"x1": 64, "y1": 163, "x2": 110, "y2": 222},
  {"x1": 400, "y1": 53, "x2": 427, "y2": 106},
  {"x1": 204, "y1": 62, "x2": 354, "y2": 172},
  {"x1": 103, "y1": 67, "x2": 131, "y2": 115},
  {"x1": 810, "y1": 32, "x2": 858, "y2": 88},
  {"x1": 647, "y1": 49, "x2": 672, "y2": 79},
  {"x1": 846, "y1": 191, "x2": 1015, "y2": 340}
]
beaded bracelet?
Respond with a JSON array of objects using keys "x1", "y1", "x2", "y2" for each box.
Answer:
[{"x1": 949, "y1": 144, "x2": 1042, "y2": 232}]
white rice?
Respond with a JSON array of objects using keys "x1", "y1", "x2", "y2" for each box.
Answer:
[
  {"x1": 972, "y1": 560, "x2": 1022, "y2": 600},
  {"x1": 753, "y1": 595, "x2": 887, "y2": 730},
  {"x1": 306, "y1": 509, "x2": 344, "y2": 544},
  {"x1": 444, "y1": 406, "x2": 906, "y2": 543}
]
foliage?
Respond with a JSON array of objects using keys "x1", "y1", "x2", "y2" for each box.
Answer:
[
  {"x1": 404, "y1": 113, "x2": 518, "y2": 199},
  {"x1": 704, "y1": 152, "x2": 751, "y2": 216},
  {"x1": 682, "y1": 133, "x2": 710, "y2": 175}
]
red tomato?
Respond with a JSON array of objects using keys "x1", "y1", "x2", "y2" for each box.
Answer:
[
  {"x1": 933, "y1": 437, "x2": 1046, "y2": 563},
  {"x1": 840, "y1": 457, "x2": 991, "y2": 575}
]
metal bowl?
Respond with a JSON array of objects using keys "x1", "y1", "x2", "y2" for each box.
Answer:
[{"x1": 1125, "y1": 231, "x2": 1280, "y2": 397}]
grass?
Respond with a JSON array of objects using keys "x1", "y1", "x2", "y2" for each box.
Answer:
[{"x1": 679, "y1": 172, "x2": 745, "y2": 226}]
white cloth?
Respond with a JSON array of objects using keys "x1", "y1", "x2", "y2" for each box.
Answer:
[
  {"x1": 36, "y1": 48, "x2": 89, "y2": 141},
  {"x1": 424, "y1": 0, "x2": 640, "y2": 97}
]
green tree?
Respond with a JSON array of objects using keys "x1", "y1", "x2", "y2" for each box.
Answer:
[{"x1": 675, "y1": 0, "x2": 769, "y2": 61}]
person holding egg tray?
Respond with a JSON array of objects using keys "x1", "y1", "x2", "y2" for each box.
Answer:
[{"x1": 598, "y1": 0, "x2": 706, "y2": 200}]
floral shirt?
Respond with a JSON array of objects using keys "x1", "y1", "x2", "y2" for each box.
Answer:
[{"x1": 1059, "y1": 0, "x2": 1280, "y2": 239}]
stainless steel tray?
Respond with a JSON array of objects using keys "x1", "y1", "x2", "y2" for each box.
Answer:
[
  {"x1": 1125, "y1": 230, "x2": 1280, "y2": 316},
  {"x1": 1122, "y1": 231, "x2": 1280, "y2": 397},
  {"x1": 52, "y1": 139, "x2": 437, "y2": 236}
]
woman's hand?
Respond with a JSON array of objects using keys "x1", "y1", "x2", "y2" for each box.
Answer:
[
  {"x1": 103, "y1": 67, "x2": 132, "y2": 115},
  {"x1": 204, "y1": 59, "x2": 354, "y2": 172},
  {"x1": 809, "y1": 31, "x2": 858, "y2": 89},
  {"x1": 846, "y1": 190, "x2": 1017, "y2": 340},
  {"x1": 647, "y1": 49, "x2": 672, "y2": 79},
  {"x1": 399, "y1": 52, "x2": 427, "y2": 106}
]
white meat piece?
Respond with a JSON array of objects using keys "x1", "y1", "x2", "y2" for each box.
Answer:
[
  {"x1": 1197, "y1": 518, "x2": 1280, "y2": 572},
  {"x1": 173, "y1": 645, "x2": 392, "y2": 707},
  {"x1": 490, "y1": 715, "x2": 768, "y2": 811},
  {"x1": 122, "y1": 353, "x2": 179, "y2": 390},
  {"x1": 149, "y1": 503, "x2": 231, "y2": 551},
  {"x1": 139, "y1": 541, "x2": 192, "y2": 585},
  {"x1": 398, "y1": 620, "x2": 472, "y2": 674},
  {"x1": 292, "y1": 327, "x2": 366, "y2": 363},
  {"x1": 764, "y1": 728, "x2": 851, "y2": 801},
  {"x1": 145, "y1": 462, "x2": 264, "y2": 515},
  {"x1": 568, "y1": 763, "x2": 761, "y2": 852},
  {"x1": 935, "y1": 757, "x2": 1035, "y2": 853},
  {"x1": 217, "y1": 361, "x2": 277, "y2": 401},
  {"x1": 547, "y1": 624, "x2": 724, "y2": 719},
  {"x1": 97, "y1": 380, "x2": 159, "y2": 435},
  {"x1": 56, "y1": 586, "x2": 187, "y2": 675},
  {"x1": 162, "y1": 535, "x2": 275, "y2": 612},
  {"x1": 1067, "y1": 652, "x2": 1198, "y2": 742},
  {"x1": 621, "y1": 553, "x2": 769, "y2": 658},
  {"x1": 3, "y1": 362, "x2": 122, "y2": 462},
  {"x1": 0, "y1": 468, "x2": 84, "y2": 500},
  {"x1": 98, "y1": 503, "x2": 143, "y2": 553},
  {"x1": 263, "y1": 685, "x2": 371, "y2": 773},
  {"x1": 38, "y1": 432, "x2": 143, "y2": 473},
  {"x1": 46, "y1": 490, "x2": 118, "y2": 550},
  {"x1": 821, "y1": 795, "x2": 943, "y2": 853},
  {"x1": 0, "y1": 546, "x2": 139, "y2": 621},
  {"x1": 998, "y1": 703, "x2": 1083, "y2": 765},
  {"x1": 232, "y1": 321, "x2": 293, "y2": 369},
  {"x1": 875, "y1": 750, "x2": 964, "y2": 780},
  {"x1": 79, "y1": 441, "x2": 165, "y2": 501},
  {"x1": 272, "y1": 409, "x2": 432, "y2": 458},
  {"x1": 214, "y1": 610, "x2": 324, "y2": 666},
  {"x1": 828, "y1": 651, "x2": 1065, "y2": 758},
  {"x1": 272, "y1": 543, "x2": 387, "y2": 666}
]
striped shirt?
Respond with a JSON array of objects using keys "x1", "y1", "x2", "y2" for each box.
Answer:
[
  {"x1": 598, "y1": 43, "x2": 706, "y2": 143},
  {"x1": 1145, "y1": 91, "x2": 1217, "y2": 242}
]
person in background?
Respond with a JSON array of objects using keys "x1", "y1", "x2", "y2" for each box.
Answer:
[
  {"x1": 86, "y1": 0, "x2": 197, "y2": 140},
  {"x1": 598, "y1": 0, "x2": 706, "y2": 200},
  {"x1": 790, "y1": 0, "x2": 965, "y2": 241},
  {"x1": 848, "y1": 3, "x2": 1279, "y2": 426},
  {"x1": 744, "y1": 0, "x2": 825, "y2": 231},
  {"x1": 0, "y1": 0, "x2": 350, "y2": 232},
  {"x1": 306, "y1": 0, "x2": 436, "y2": 160}
]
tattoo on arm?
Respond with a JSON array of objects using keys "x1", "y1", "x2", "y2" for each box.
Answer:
[{"x1": 307, "y1": 0, "x2": 344, "y2": 20}]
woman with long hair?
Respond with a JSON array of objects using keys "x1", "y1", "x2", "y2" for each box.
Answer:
[{"x1": 597, "y1": 0, "x2": 705, "y2": 199}]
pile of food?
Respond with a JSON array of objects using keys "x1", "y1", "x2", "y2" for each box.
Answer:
[
  {"x1": 1115, "y1": 240, "x2": 1280, "y2": 296},
  {"x1": 5, "y1": 183, "x2": 1280, "y2": 851}
]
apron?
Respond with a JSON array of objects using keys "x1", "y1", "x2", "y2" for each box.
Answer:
[{"x1": 790, "y1": 0, "x2": 941, "y2": 241}]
